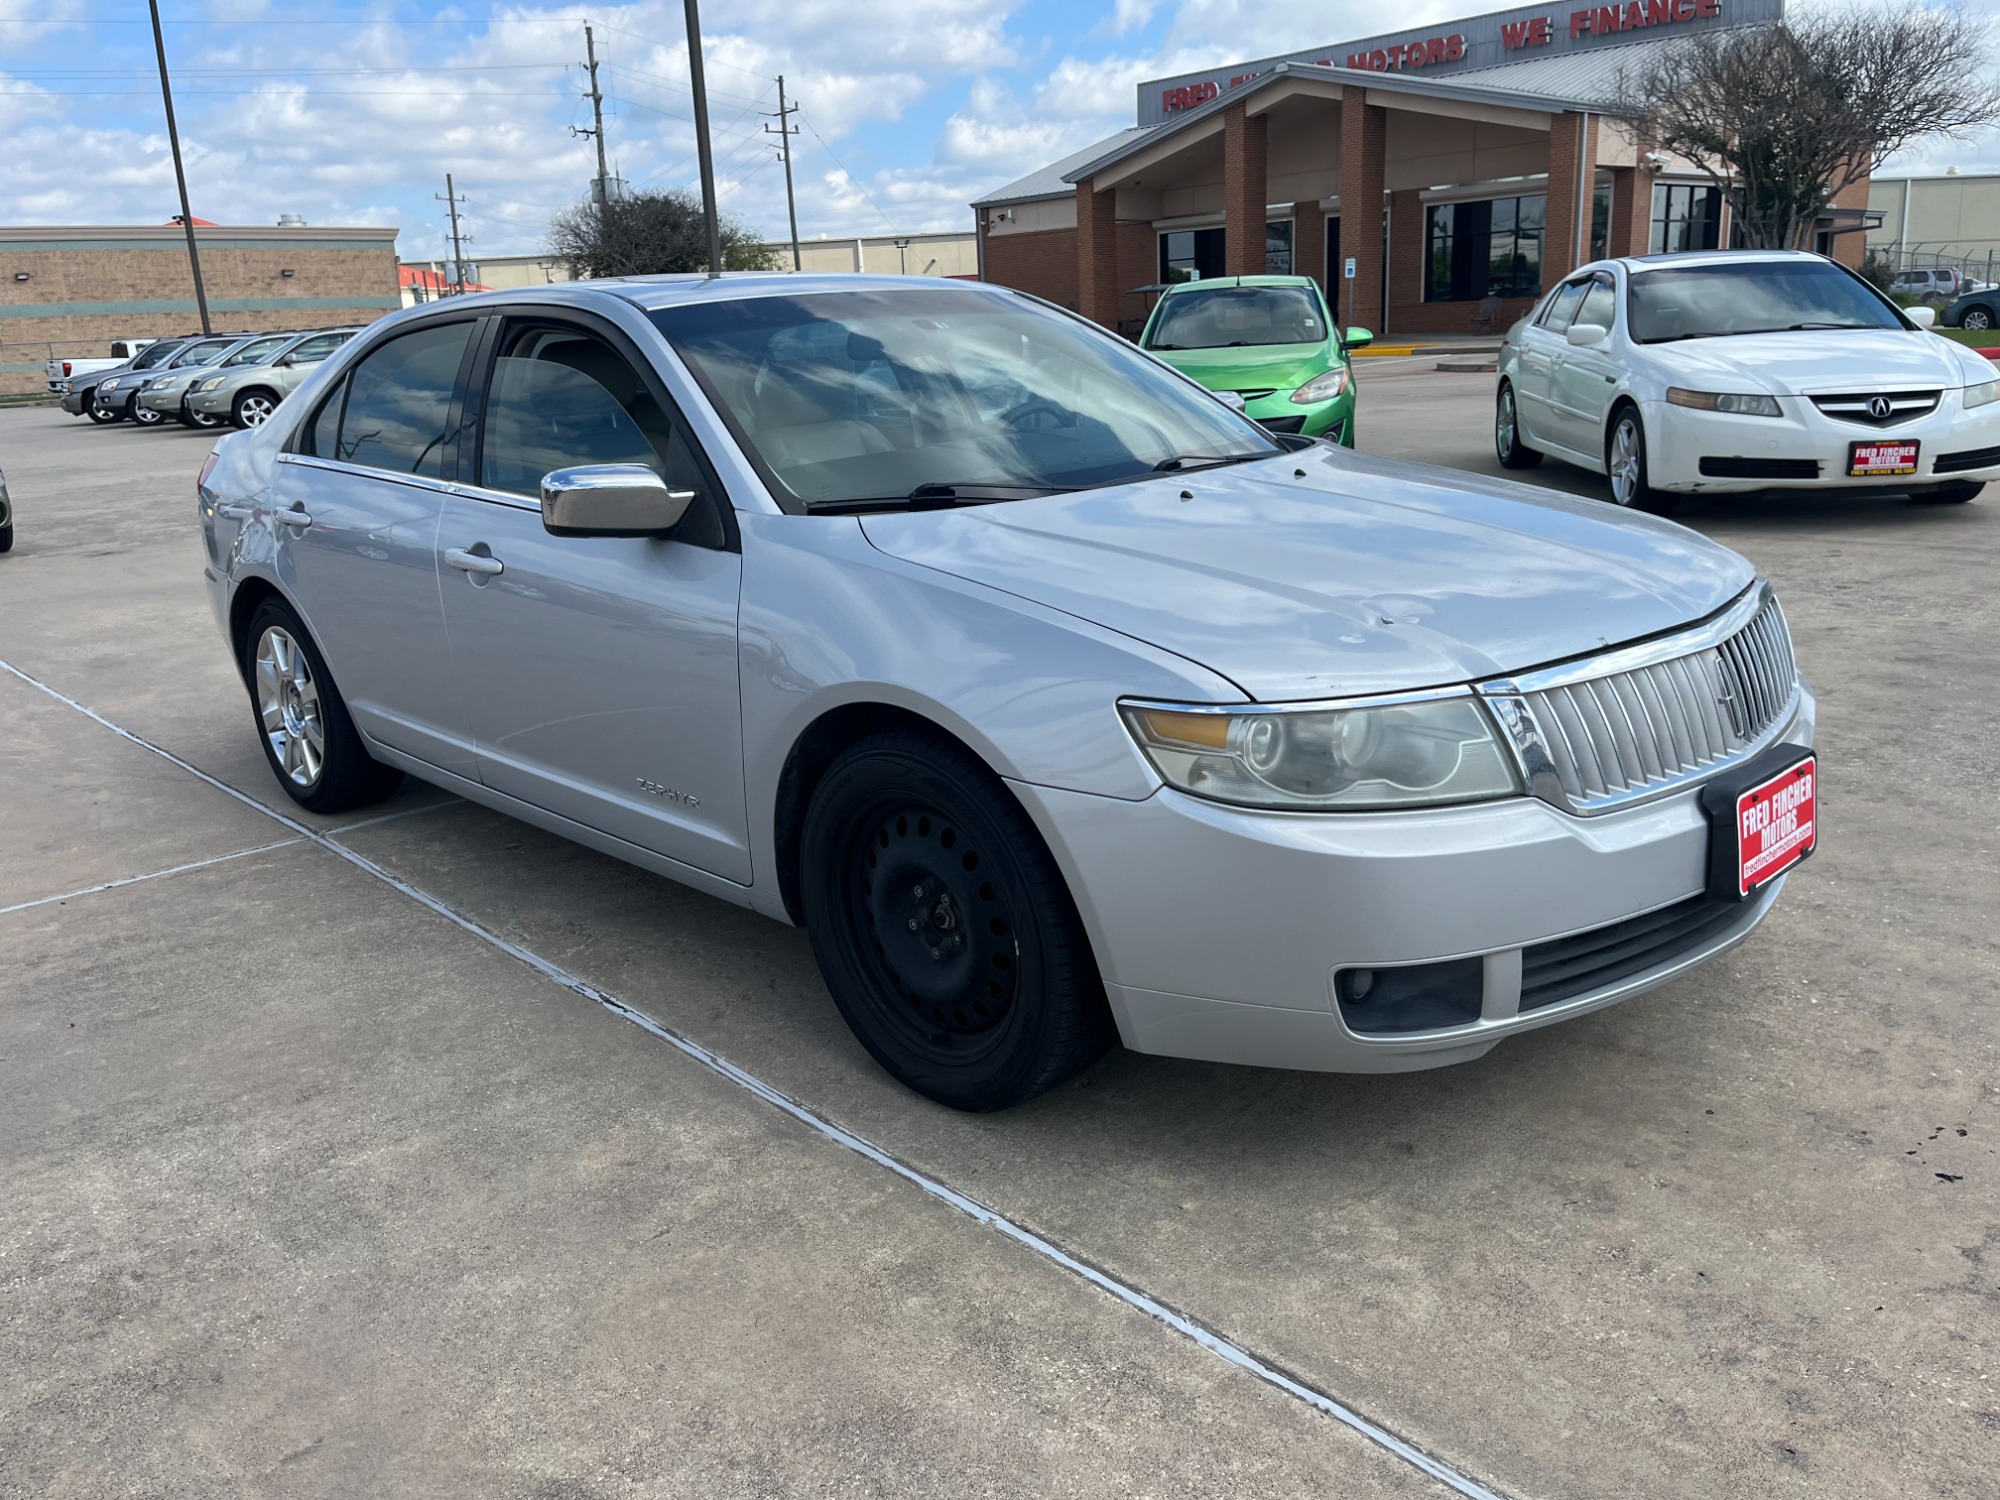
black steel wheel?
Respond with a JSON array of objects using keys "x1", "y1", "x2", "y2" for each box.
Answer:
[{"x1": 800, "y1": 728, "x2": 1113, "y2": 1111}]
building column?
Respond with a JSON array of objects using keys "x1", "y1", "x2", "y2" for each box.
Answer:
[
  {"x1": 1223, "y1": 103, "x2": 1269, "y2": 278},
  {"x1": 1076, "y1": 180, "x2": 1119, "y2": 327},
  {"x1": 1387, "y1": 188, "x2": 1425, "y2": 330},
  {"x1": 1543, "y1": 111, "x2": 1599, "y2": 286},
  {"x1": 1607, "y1": 164, "x2": 1654, "y2": 259},
  {"x1": 1340, "y1": 90, "x2": 1387, "y2": 333},
  {"x1": 1293, "y1": 202, "x2": 1327, "y2": 294},
  {"x1": 1826, "y1": 171, "x2": 1873, "y2": 268}
]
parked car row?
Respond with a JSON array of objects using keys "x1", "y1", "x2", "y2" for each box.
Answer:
[{"x1": 56, "y1": 326, "x2": 361, "y2": 432}]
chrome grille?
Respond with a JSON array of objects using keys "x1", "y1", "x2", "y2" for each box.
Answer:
[
  {"x1": 1809, "y1": 389, "x2": 1941, "y2": 426},
  {"x1": 1494, "y1": 590, "x2": 1798, "y2": 812}
]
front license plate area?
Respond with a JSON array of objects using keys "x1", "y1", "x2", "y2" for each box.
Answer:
[
  {"x1": 1849, "y1": 440, "x2": 1919, "y2": 477},
  {"x1": 1700, "y1": 747, "x2": 1817, "y2": 900}
]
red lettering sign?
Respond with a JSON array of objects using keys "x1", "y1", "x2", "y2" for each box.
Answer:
[
  {"x1": 1161, "y1": 80, "x2": 1220, "y2": 112},
  {"x1": 1570, "y1": 0, "x2": 1719, "y2": 39},
  {"x1": 1344, "y1": 34, "x2": 1464, "y2": 71},
  {"x1": 1502, "y1": 16, "x2": 1555, "y2": 48}
]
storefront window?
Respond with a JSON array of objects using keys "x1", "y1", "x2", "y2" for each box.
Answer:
[
  {"x1": 1160, "y1": 227, "x2": 1226, "y2": 283},
  {"x1": 1265, "y1": 219, "x2": 1293, "y2": 274},
  {"x1": 1650, "y1": 185, "x2": 1721, "y2": 254},
  {"x1": 1423, "y1": 194, "x2": 1545, "y2": 301}
]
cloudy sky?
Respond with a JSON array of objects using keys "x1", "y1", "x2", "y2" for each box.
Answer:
[{"x1": 3, "y1": 0, "x2": 1997, "y2": 263}]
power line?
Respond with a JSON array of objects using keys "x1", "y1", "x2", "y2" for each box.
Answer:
[{"x1": 800, "y1": 113, "x2": 899, "y2": 235}]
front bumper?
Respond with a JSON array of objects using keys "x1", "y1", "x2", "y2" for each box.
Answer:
[
  {"x1": 137, "y1": 385, "x2": 190, "y2": 414},
  {"x1": 1012, "y1": 686, "x2": 1814, "y2": 1073},
  {"x1": 186, "y1": 387, "x2": 233, "y2": 417},
  {"x1": 60, "y1": 389, "x2": 90, "y2": 415},
  {"x1": 1245, "y1": 388, "x2": 1353, "y2": 444},
  {"x1": 1644, "y1": 393, "x2": 2000, "y2": 493}
]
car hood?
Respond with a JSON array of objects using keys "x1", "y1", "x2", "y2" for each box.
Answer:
[
  {"x1": 1652, "y1": 329, "x2": 1990, "y2": 392},
  {"x1": 1150, "y1": 343, "x2": 1333, "y2": 392},
  {"x1": 859, "y1": 447, "x2": 1755, "y2": 701}
]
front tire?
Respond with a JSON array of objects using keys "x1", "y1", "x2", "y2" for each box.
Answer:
[
  {"x1": 0, "y1": 521, "x2": 13, "y2": 553},
  {"x1": 232, "y1": 388, "x2": 279, "y2": 429},
  {"x1": 129, "y1": 397, "x2": 165, "y2": 427},
  {"x1": 242, "y1": 598, "x2": 403, "y2": 814},
  {"x1": 1495, "y1": 381, "x2": 1542, "y2": 469},
  {"x1": 1606, "y1": 405, "x2": 1672, "y2": 513},
  {"x1": 181, "y1": 402, "x2": 223, "y2": 429},
  {"x1": 799, "y1": 728, "x2": 1114, "y2": 1111},
  {"x1": 86, "y1": 401, "x2": 121, "y2": 425}
]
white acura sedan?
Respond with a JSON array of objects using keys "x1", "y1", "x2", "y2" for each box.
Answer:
[
  {"x1": 1496, "y1": 250, "x2": 2000, "y2": 510},
  {"x1": 199, "y1": 275, "x2": 1817, "y2": 1109}
]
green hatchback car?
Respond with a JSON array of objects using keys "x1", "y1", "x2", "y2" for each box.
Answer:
[{"x1": 1137, "y1": 275, "x2": 1370, "y2": 444}]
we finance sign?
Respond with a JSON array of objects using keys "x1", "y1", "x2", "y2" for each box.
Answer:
[{"x1": 1137, "y1": 0, "x2": 1781, "y2": 123}]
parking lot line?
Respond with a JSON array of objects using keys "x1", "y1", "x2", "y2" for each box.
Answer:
[
  {"x1": 0, "y1": 836, "x2": 304, "y2": 917},
  {"x1": 0, "y1": 651, "x2": 1511, "y2": 1500}
]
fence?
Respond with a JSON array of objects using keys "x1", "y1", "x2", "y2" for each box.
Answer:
[{"x1": 1869, "y1": 241, "x2": 2000, "y2": 287}]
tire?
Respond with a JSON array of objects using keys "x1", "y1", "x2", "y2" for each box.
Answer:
[
  {"x1": 181, "y1": 401, "x2": 223, "y2": 429},
  {"x1": 1495, "y1": 381, "x2": 1542, "y2": 469},
  {"x1": 232, "y1": 388, "x2": 280, "y2": 430},
  {"x1": 1605, "y1": 405, "x2": 1673, "y2": 514},
  {"x1": 799, "y1": 728, "x2": 1114, "y2": 1111},
  {"x1": 1959, "y1": 305, "x2": 1994, "y2": 332},
  {"x1": 241, "y1": 597, "x2": 403, "y2": 814},
  {"x1": 0, "y1": 522, "x2": 12, "y2": 554},
  {"x1": 85, "y1": 401, "x2": 121, "y2": 425},
  {"x1": 129, "y1": 397, "x2": 165, "y2": 427},
  {"x1": 1913, "y1": 480, "x2": 1982, "y2": 505}
]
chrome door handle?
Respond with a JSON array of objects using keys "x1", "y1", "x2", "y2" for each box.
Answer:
[
  {"x1": 445, "y1": 547, "x2": 504, "y2": 576},
  {"x1": 215, "y1": 503, "x2": 252, "y2": 520},
  {"x1": 274, "y1": 507, "x2": 312, "y2": 528}
]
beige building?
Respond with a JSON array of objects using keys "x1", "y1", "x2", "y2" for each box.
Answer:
[
  {"x1": 2, "y1": 223, "x2": 399, "y2": 397},
  {"x1": 1868, "y1": 173, "x2": 2000, "y2": 280},
  {"x1": 758, "y1": 231, "x2": 978, "y2": 277},
  {"x1": 403, "y1": 253, "x2": 575, "y2": 292}
]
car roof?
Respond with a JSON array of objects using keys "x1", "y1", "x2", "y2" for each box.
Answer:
[
  {"x1": 1160, "y1": 275, "x2": 1318, "y2": 293},
  {"x1": 1619, "y1": 249, "x2": 1833, "y2": 272}
]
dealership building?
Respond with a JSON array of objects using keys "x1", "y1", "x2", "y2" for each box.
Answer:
[{"x1": 973, "y1": 0, "x2": 1874, "y2": 336}]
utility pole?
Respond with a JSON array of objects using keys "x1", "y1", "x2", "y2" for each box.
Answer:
[
  {"x1": 437, "y1": 174, "x2": 469, "y2": 293},
  {"x1": 683, "y1": 0, "x2": 723, "y2": 274},
  {"x1": 765, "y1": 75, "x2": 801, "y2": 271},
  {"x1": 147, "y1": 0, "x2": 210, "y2": 335},
  {"x1": 576, "y1": 22, "x2": 612, "y2": 205}
]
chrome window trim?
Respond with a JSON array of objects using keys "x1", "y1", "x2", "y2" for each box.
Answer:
[{"x1": 276, "y1": 452, "x2": 457, "y2": 497}]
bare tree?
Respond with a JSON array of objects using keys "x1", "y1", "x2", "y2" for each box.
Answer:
[
  {"x1": 549, "y1": 189, "x2": 781, "y2": 278},
  {"x1": 1619, "y1": 6, "x2": 2000, "y2": 252}
]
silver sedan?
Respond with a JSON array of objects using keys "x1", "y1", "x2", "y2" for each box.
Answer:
[{"x1": 197, "y1": 275, "x2": 1817, "y2": 1109}]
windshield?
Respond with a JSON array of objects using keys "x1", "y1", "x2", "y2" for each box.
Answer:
[
  {"x1": 171, "y1": 338, "x2": 236, "y2": 367},
  {"x1": 1628, "y1": 260, "x2": 1905, "y2": 343},
  {"x1": 651, "y1": 287, "x2": 1280, "y2": 510},
  {"x1": 224, "y1": 335, "x2": 292, "y2": 367},
  {"x1": 1145, "y1": 284, "x2": 1328, "y2": 350}
]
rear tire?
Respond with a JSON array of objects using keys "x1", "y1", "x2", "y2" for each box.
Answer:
[
  {"x1": 1606, "y1": 405, "x2": 1674, "y2": 514},
  {"x1": 1959, "y1": 305, "x2": 1994, "y2": 332},
  {"x1": 799, "y1": 728, "x2": 1114, "y2": 1111},
  {"x1": 0, "y1": 522, "x2": 13, "y2": 553},
  {"x1": 241, "y1": 597, "x2": 403, "y2": 814},
  {"x1": 1495, "y1": 381, "x2": 1542, "y2": 469},
  {"x1": 1914, "y1": 480, "x2": 1982, "y2": 505}
]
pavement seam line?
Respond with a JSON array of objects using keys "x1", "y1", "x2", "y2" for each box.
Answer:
[
  {"x1": 0, "y1": 838, "x2": 305, "y2": 916},
  {"x1": 0, "y1": 654, "x2": 1512, "y2": 1500}
]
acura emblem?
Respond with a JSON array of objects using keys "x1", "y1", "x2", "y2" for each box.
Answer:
[{"x1": 1867, "y1": 395, "x2": 1893, "y2": 420}]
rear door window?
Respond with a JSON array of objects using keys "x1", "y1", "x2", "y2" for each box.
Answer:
[
  {"x1": 333, "y1": 321, "x2": 475, "y2": 478},
  {"x1": 288, "y1": 332, "x2": 351, "y2": 364}
]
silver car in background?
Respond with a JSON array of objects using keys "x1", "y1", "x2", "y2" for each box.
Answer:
[
  {"x1": 95, "y1": 334, "x2": 247, "y2": 426},
  {"x1": 197, "y1": 275, "x2": 1817, "y2": 1110},
  {"x1": 139, "y1": 331, "x2": 291, "y2": 428},
  {"x1": 186, "y1": 327, "x2": 362, "y2": 429}
]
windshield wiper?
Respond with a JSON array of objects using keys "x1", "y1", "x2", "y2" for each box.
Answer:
[
  {"x1": 1151, "y1": 452, "x2": 1268, "y2": 473},
  {"x1": 806, "y1": 481, "x2": 1071, "y2": 515}
]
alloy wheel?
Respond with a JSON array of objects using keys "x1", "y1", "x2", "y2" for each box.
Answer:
[
  {"x1": 1963, "y1": 307, "x2": 1994, "y2": 331},
  {"x1": 1608, "y1": 416, "x2": 1644, "y2": 506},
  {"x1": 254, "y1": 625, "x2": 326, "y2": 788},
  {"x1": 238, "y1": 393, "x2": 277, "y2": 428},
  {"x1": 131, "y1": 402, "x2": 163, "y2": 426},
  {"x1": 1496, "y1": 387, "x2": 1518, "y2": 459}
]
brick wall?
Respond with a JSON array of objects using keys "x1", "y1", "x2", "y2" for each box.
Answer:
[
  {"x1": 1543, "y1": 112, "x2": 1598, "y2": 288},
  {"x1": 1341, "y1": 94, "x2": 1387, "y2": 333},
  {"x1": 982, "y1": 225, "x2": 1079, "y2": 312},
  {"x1": 0, "y1": 228, "x2": 399, "y2": 396},
  {"x1": 1828, "y1": 173, "x2": 1872, "y2": 268},
  {"x1": 1223, "y1": 104, "x2": 1268, "y2": 279},
  {"x1": 1293, "y1": 204, "x2": 1327, "y2": 296},
  {"x1": 1608, "y1": 165, "x2": 1655, "y2": 258}
]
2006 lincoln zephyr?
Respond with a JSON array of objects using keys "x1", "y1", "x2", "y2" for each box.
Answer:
[{"x1": 198, "y1": 274, "x2": 1818, "y2": 1110}]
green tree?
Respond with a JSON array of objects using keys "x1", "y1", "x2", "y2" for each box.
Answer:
[
  {"x1": 1619, "y1": 6, "x2": 1998, "y2": 252},
  {"x1": 548, "y1": 189, "x2": 781, "y2": 278}
]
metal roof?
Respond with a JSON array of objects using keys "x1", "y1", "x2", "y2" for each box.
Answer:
[
  {"x1": 971, "y1": 127, "x2": 1160, "y2": 209},
  {"x1": 1448, "y1": 36, "x2": 1701, "y2": 105}
]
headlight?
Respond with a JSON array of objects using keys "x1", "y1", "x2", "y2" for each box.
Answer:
[
  {"x1": 1290, "y1": 366, "x2": 1351, "y2": 405},
  {"x1": 1120, "y1": 695, "x2": 1520, "y2": 811},
  {"x1": 145, "y1": 376, "x2": 171, "y2": 390},
  {"x1": 198, "y1": 376, "x2": 225, "y2": 391},
  {"x1": 1963, "y1": 379, "x2": 1999, "y2": 410},
  {"x1": 100, "y1": 377, "x2": 123, "y2": 390},
  {"x1": 1666, "y1": 387, "x2": 1783, "y2": 417}
]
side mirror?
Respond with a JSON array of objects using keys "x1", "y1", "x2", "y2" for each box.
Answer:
[
  {"x1": 1906, "y1": 305, "x2": 1937, "y2": 329},
  {"x1": 1214, "y1": 389, "x2": 1248, "y2": 413},
  {"x1": 541, "y1": 464, "x2": 694, "y2": 538},
  {"x1": 1566, "y1": 322, "x2": 1610, "y2": 348},
  {"x1": 1344, "y1": 327, "x2": 1374, "y2": 350}
]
